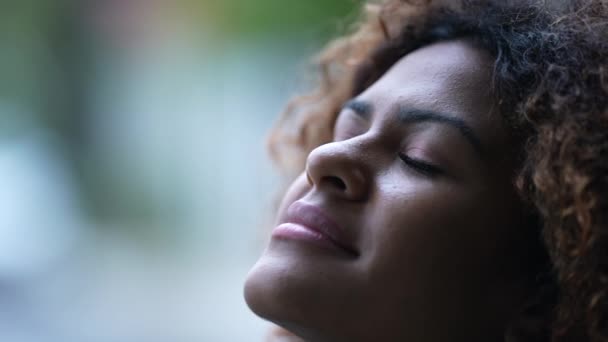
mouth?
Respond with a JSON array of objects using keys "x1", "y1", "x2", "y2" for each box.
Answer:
[{"x1": 271, "y1": 201, "x2": 359, "y2": 257}]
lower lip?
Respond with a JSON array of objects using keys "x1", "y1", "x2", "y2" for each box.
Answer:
[{"x1": 272, "y1": 223, "x2": 343, "y2": 251}]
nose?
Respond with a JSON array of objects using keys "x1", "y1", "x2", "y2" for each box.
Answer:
[{"x1": 305, "y1": 141, "x2": 370, "y2": 201}]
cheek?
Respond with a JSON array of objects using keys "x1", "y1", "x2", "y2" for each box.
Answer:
[
  {"x1": 364, "y1": 184, "x2": 458, "y2": 272},
  {"x1": 362, "y1": 179, "x2": 508, "y2": 293}
]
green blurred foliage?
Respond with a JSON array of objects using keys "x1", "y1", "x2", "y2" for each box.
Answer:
[
  {"x1": 0, "y1": 0, "x2": 74, "y2": 136},
  {"x1": 202, "y1": 0, "x2": 362, "y2": 39},
  {"x1": 0, "y1": 0, "x2": 363, "y2": 232}
]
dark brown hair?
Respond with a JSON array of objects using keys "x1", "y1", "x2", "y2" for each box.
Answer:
[{"x1": 268, "y1": 0, "x2": 608, "y2": 341}]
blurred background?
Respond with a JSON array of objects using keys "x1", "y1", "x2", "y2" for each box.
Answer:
[{"x1": 0, "y1": 0, "x2": 359, "y2": 341}]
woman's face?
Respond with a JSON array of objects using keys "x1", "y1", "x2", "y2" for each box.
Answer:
[{"x1": 245, "y1": 40, "x2": 531, "y2": 341}]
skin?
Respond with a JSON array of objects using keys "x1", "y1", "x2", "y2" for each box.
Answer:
[{"x1": 245, "y1": 40, "x2": 534, "y2": 341}]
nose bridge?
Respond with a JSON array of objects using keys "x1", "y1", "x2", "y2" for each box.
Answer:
[{"x1": 306, "y1": 136, "x2": 373, "y2": 201}]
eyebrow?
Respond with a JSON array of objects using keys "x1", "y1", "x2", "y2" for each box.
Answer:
[{"x1": 343, "y1": 100, "x2": 485, "y2": 157}]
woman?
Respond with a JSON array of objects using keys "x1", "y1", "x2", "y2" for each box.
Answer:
[{"x1": 244, "y1": 0, "x2": 608, "y2": 341}]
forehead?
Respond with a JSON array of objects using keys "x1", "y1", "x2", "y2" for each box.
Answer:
[{"x1": 358, "y1": 39, "x2": 507, "y2": 152}]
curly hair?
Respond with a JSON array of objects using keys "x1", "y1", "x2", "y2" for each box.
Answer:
[{"x1": 267, "y1": 0, "x2": 608, "y2": 341}]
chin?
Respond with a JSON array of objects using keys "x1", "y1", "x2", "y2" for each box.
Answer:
[
  {"x1": 244, "y1": 253, "x2": 309, "y2": 325},
  {"x1": 244, "y1": 248, "x2": 374, "y2": 341},
  {"x1": 243, "y1": 265, "x2": 334, "y2": 342},
  {"x1": 244, "y1": 260, "x2": 310, "y2": 338},
  {"x1": 243, "y1": 257, "x2": 277, "y2": 321},
  {"x1": 243, "y1": 252, "x2": 340, "y2": 340}
]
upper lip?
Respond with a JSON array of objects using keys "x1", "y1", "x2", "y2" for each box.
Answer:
[{"x1": 284, "y1": 201, "x2": 358, "y2": 256}]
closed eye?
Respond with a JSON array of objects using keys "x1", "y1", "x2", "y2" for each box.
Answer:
[{"x1": 398, "y1": 153, "x2": 443, "y2": 177}]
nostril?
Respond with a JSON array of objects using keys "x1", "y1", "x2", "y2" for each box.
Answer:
[{"x1": 323, "y1": 176, "x2": 347, "y2": 191}]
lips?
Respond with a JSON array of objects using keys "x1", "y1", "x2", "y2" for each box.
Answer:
[{"x1": 274, "y1": 201, "x2": 358, "y2": 256}]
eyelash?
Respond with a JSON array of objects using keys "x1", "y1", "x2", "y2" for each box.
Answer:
[{"x1": 398, "y1": 153, "x2": 443, "y2": 176}]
